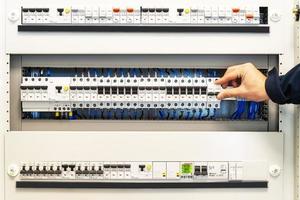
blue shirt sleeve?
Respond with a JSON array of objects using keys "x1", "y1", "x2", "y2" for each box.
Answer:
[{"x1": 265, "y1": 64, "x2": 300, "y2": 104}]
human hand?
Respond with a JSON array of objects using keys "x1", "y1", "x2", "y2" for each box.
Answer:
[{"x1": 215, "y1": 63, "x2": 269, "y2": 102}]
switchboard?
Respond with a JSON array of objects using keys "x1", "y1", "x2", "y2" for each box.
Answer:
[{"x1": 1, "y1": 0, "x2": 297, "y2": 200}]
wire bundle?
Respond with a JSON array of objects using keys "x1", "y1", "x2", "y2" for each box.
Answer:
[
  {"x1": 231, "y1": 99, "x2": 246, "y2": 120},
  {"x1": 248, "y1": 102, "x2": 259, "y2": 120}
]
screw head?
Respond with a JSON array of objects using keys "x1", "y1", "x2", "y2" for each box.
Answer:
[
  {"x1": 7, "y1": 164, "x2": 19, "y2": 177},
  {"x1": 269, "y1": 165, "x2": 281, "y2": 177}
]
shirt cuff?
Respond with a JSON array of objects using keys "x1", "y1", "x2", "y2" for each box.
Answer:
[{"x1": 265, "y1": 68, "x2": 287, "y2": 104}]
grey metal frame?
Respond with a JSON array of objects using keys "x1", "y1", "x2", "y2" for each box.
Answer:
[{"x1": 9, "y1": 54, "x2": 279, "y2": 132}]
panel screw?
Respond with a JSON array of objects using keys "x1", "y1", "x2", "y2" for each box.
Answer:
[
  {"x1": 7, "y1": 164, "x2": 19, "y2": 177},
  {"x1": 269, "y1": 165, "x2": 281, "y2": 177}
]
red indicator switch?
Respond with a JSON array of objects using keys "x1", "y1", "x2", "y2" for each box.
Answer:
[
  {"x1": 246, "y1": 14, "x2": 254, "y2": 19},
  {"x1": 127, "y1": 8, "x2": 134, "y2": 13},
  {"x1": 113, "y1": 8, "x2": 120, "y2": 13},
  {"x1": 232, "y1": 8, "x2": 240, "y2": 13}
]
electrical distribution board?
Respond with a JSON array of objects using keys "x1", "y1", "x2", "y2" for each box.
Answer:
[
  {"x1": 1, "y1": 0, "x2": 297, "y2": 200},
  {"x1": 20, "y1": 67, "x2": 266, "y2": 121}
]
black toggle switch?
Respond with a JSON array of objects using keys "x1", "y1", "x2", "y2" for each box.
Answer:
[
  {"x1": 201, "y1": 166, "x2": 208, "y2": 176},
  {"x1": 69, "y1": 164, "x2": 76, "y2": 171},
  {"x1": 142, "y1": 8, "x2": 149, "y2": 13},
  {"x1": 163, "y1": 8, "x2": 169, "y2": 13},
  {"x1": 55, "y1": 86, "x2": 62, "y2": 93},
  {"x1": 62, "y1": 164, "x2": 68, "y2": 171},
  {"x1": 42, "y1": 8, "x2": 50, "y2": 12},
  {"x1": 57, "y1": 8, "x2": 64, "y2": 16},
  {"x1": 149, "y1": 8, "x2": 155, "y2": 13},
  {"x1": 124, "y1": 164, "x2": 131, "y2": 169},
  {"x1": 194, "y1": 166, "x2": 201, "y2": 176},
  {"x1": 139, "y1": 164, "x2": 146, "y2": 171},
  {"x1": 155, "y1": 8, "x2": 163, "y2": 12}
]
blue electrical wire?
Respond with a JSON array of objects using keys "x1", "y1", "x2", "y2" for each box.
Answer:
[
  {"x1": 140, "y1": 110, "x2": 144, "y2": 120},
  {"x1": 231, "y1": 99, "x2": 246, "y2": 120},
  {"x1": 188, "y1": 110, "x2": 195, "y2": 120},
  {"x1": 183, "y1": 69, "x2": 190, "y2": 77},
  {"x1": 108, "y1": 69, "x2": 114, "y2": 77},
  {"x1": 121, "y1": 109, "x2": 127, "y2": 119},
  {"x1": 201, "y1": 108, "x2": 210, "y2": 119},
  {"x1": 102, "y1": 109, "x2": 108, "y2": 119},
  {"x1": 209, "y1": 108, "x2": 216, "y2": 119},
  {"x1": 197, "y1": 108, "x2": 203, "y2": 120},
  {"x1": 158, "y1": 68, "x2": 166, "y2": 77},
  {"x1": 128, "y1": 109, "x2": 135, "y2": 120},
  {"x1": 46, "y1": 69, "x2": 51, "y2": 77},
  {"x1": 133, "y1": 68, "x2": 141, "y2": 77},
  {"x1": 103, "y1": 69, "x2": 108, "y2": 77},
  {"x1": 237, "y1": 100, "x2": 246, "y2": 119},
  {"x1": 168, "y1": 69, "x2": 174, "y2": 78},
  {"x1": 115, "y1": 109, "x2": 122, "y2": 119},
  {"x1": 97, "y1": 110, "x2": 102, "y2": 119},
  {"x1": 181, "y1": 110, "x2": 189, "y2": 120},
  {"x1": 159, "y1": 110, "x2": 164, "y2": 120},
  {"x1": 120, "y1": 109, "x2": 124, "y2": 119},
  {"x1": 186, "y1": 110, "x2": 190, "y2": 120},
  {"x1": 195, "y1": 69, "x2": 203, "y2": 77},
  {"x1": 248, "y1": 102, "x2": 259, "y2": 120},
  {"x1": 175, "y1": 69, "x2": 181, "y2": 77},
  {"x1": 136, "y1": 110, "x2": 143, "y2": 120},
  {"x1": 171, "y1": 69, "x2": 180, "y2": 77},
  {"x1": 129, "y1": 68, "x2": 134, "y2": 77},
  {"x1": 167, "y1": 109, "x2": 173, "y2": 120}
]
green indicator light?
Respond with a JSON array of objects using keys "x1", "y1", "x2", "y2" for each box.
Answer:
[{"x1": 181, "y1": 163, "x2": 193, "y2": 174}]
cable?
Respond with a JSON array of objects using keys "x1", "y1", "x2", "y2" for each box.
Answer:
[
  {"x1": 197, "y1": 108, "x2": 203, "y2": 120},
  {"x1": 201, "y1": 108, "x2": 210, "y2": 119},
  {"x1": 231, "y1": 99, "x2": 246, "y2": 120},
  {"x1": 195, "y1": 69, "x2": 203, "y2": 77},
  {"x1": 209, "y1": 108, "x2": 217, "y2": 119},
  {"x1": 159, "y1": 110, "x2": 165, "y2": 120},
  {"x1": 136, "y1": 109, "x2": 143, "y2": 120},
  {"x1": 248, "y1": 102, "x2": 259, "y2": 120}
]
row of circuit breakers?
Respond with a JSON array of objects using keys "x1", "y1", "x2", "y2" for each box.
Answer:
[
  {"x1": 21, "y1": 6, "x2": 268, "y2": 25},
  {"x1": 19, "y1": 161, "x2": 245, "y2": 182},
  {"x1": 20, "y1": 74, "x2": 224, "y2": 112}
]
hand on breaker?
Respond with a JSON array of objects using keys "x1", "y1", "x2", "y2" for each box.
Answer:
[{"x1": 215, "y1": 63, "x2": 269, "y2": 102}]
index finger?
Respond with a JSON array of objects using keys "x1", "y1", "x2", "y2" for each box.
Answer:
[{"x1": 215, "y1": 65, "x2": 243, "y2": 85}]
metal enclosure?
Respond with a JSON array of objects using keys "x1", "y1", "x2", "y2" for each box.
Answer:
[{"x1": 1, "y1": 0, "x2": 298, "y2": 200}]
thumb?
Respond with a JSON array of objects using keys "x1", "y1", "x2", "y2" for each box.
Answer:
[{"x1": 217, "y1": 87, "x2": 243, "y2": 100}]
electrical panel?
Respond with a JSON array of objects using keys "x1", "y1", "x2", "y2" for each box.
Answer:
[
  {"x1": 2, "y1": 0, "x2": 296, "y2": 200},
  {"x1": 19, "y1": 67, "x2": 265, "y2": 121}
]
